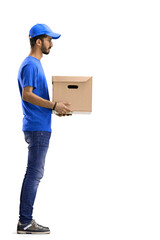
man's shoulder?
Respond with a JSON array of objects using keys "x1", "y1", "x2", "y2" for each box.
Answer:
[
  {"x1": 20, "y1": 57, "x2": 39, "y2": 72},
  {"x1": 22, "y1": 56, "x2": 39, "y2": 66}
]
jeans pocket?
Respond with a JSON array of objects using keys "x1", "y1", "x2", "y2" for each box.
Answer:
[{"x1": 24, "y1": 131, "x2": 32, "y2": 144}]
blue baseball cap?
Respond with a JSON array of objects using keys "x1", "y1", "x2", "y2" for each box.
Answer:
[{"x1": 29, "y1": 24, "x2": 61, "y2": 39}]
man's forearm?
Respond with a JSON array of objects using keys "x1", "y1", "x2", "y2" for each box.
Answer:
[{"x1": 23, "y1": 91, "x2": 54, "y2": 109}]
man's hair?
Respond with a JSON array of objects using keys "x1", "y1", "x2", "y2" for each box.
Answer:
[{"x1": 29, "y1": 34, "x2": 48, "y2": 48}]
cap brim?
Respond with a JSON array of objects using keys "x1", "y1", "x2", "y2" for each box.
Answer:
[{"x1": 49, "y1": 32, "x2": 61, "y2": 39}]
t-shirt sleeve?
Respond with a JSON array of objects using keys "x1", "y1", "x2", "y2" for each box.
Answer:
[{"x1": 21, "y1": 64, "x2": 38, "y2": 89}]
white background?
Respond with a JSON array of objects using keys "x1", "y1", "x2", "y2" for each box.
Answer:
[{"x1": 0, "y1": 0, "x2": 160, "y2": 239}]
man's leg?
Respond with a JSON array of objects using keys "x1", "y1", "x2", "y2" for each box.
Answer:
[{"x1": 19, "y1": 131, "x2": 51, "y2": 224}]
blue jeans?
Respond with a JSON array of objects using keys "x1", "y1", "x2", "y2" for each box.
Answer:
[{"x1": 19, "y1": 131, "x2": 51, "y2": 224}]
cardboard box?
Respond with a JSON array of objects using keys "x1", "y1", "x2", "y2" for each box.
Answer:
[{"x1": 52, "y1": 76, "x2": 92, "y2": 112}]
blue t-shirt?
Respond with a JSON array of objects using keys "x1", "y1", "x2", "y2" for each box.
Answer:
[{"x1": 18, "y1": 56, "x2": 52, "y2": 132}]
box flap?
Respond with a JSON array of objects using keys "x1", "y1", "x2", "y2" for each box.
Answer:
[{"x1": 52, "y1": 76, "x2": 92, "y2": 83}]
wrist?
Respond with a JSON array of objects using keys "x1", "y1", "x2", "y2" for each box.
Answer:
[{"x1": 50, "y1": 101, "x2": 54, "y2": 109}]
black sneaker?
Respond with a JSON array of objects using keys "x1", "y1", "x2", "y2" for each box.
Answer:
[{"x1": 17, "y1": 219, "x2": 50, "y2": 234}]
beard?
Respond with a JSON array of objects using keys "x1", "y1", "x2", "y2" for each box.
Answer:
[{"x1": 41, "y1": 43, "x2": 51, "y2": 55}]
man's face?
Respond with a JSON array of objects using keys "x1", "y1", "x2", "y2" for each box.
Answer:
[{"x1": 40, "y1": 36, "x2": 53, "y2": 55}]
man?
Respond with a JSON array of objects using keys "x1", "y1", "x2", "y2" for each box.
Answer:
[{"x1": 17, "y1": 24, "x2": 71, "y2": 234}]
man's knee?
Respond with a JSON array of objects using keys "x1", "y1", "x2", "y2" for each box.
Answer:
[{"x1": 25, "y1": 167, "x2": 44, "y2": 181}]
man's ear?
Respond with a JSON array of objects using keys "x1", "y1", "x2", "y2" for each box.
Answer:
[{"x1": 36, "y1": 39, "x2": 42, "y2": 47}]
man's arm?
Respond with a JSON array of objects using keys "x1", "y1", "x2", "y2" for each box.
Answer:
[
  {"x1": 22, "y1": 86, "x2": 72, "y2": 114},
  {"x1": 22, "y1": 86, "x2": 54, "y2": 109}
]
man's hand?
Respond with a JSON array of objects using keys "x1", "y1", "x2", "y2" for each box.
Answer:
[{"x1": 54, "y1": 102, "x2": 72, "y2": 116}]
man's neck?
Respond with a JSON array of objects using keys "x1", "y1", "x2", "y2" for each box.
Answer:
[{"x1": 29, "y1": 48, "x2": 43, "y2": 61}]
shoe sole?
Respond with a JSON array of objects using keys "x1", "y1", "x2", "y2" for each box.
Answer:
[{"x1": 17, "y1": 230, "x2": 50, "y2": 234}]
